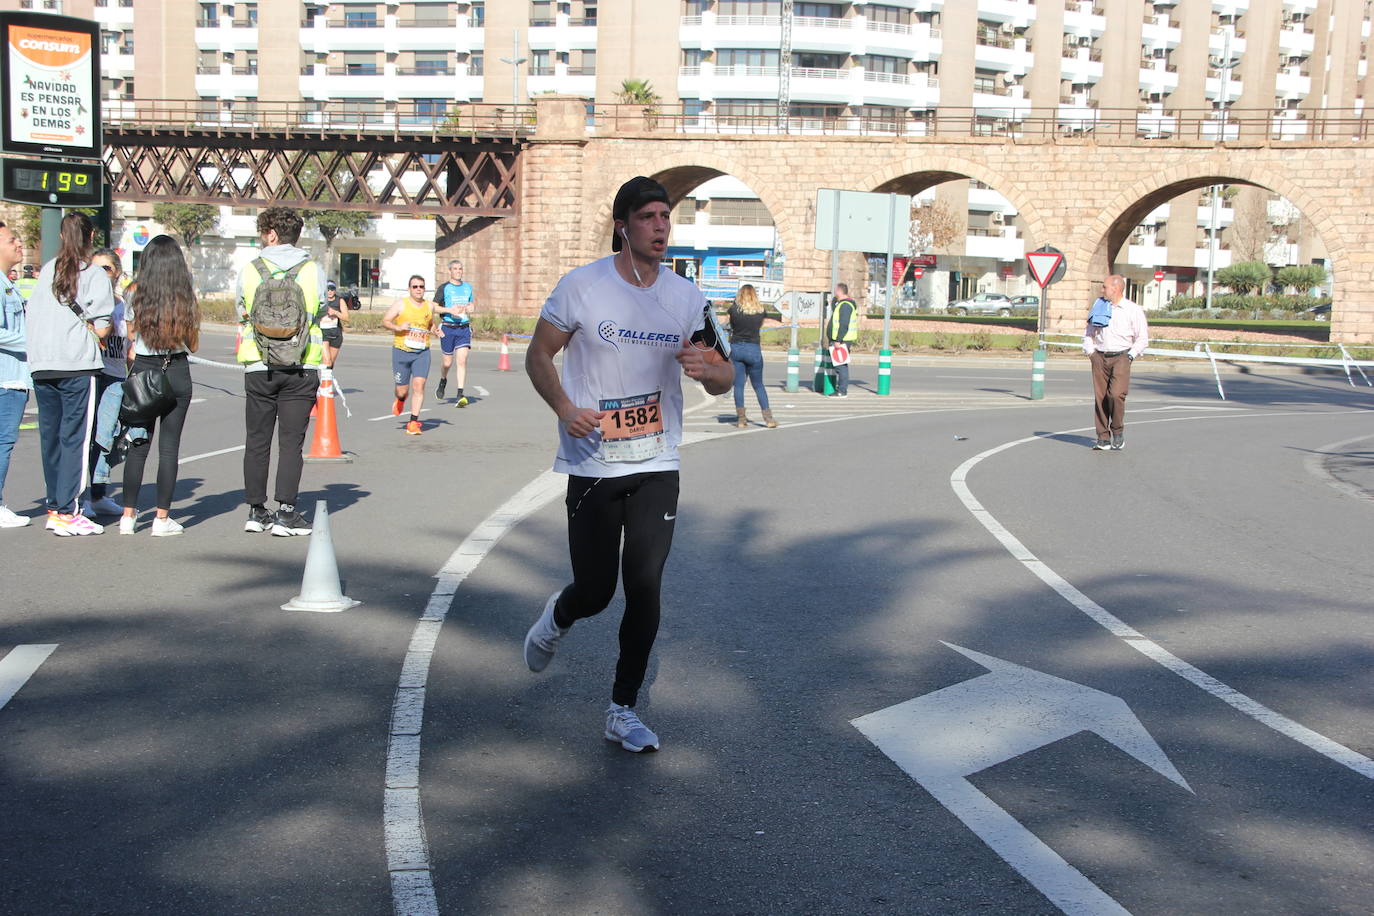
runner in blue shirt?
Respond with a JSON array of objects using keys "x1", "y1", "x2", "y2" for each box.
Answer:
[{"x1": 433, "y1": 259, "x2": 475, "y2": 406}]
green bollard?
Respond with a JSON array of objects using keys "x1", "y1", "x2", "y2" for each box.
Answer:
[
  {"x1": 812, "y1": 343, "x2": 825, "y2": 392},
  {"x1": 877, "y1": 348, "x2": 892, "y2": 395},
  {"x1": 786, "y1": 347, "x2": 800, "y2": 393},
  {"x1": 1030, "y1": 348, "x2": 1046, "y2": 400}
]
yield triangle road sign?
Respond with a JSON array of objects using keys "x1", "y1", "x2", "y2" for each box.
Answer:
[{"x1": 1026, "y1": 249, "x2": 1064, "y2": 289}]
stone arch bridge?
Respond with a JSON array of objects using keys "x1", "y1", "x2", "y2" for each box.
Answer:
[{"x1": 466, "y1": 97, "x2": 1374, "y2": 344}]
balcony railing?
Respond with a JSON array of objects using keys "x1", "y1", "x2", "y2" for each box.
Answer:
[
  {"x1": 395, "y1": 19, "x2": 456, "y2": 28},
  {"x1": 395, "y1": 67, "x2": 454, "y2": 76},
  {"x1": 102, "y1": 99, "x2": 536, "y2": 139}
]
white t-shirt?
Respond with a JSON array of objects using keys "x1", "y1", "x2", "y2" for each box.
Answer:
[{"x1": 540, "y1": 256, "x2": 707, "y2": 478}]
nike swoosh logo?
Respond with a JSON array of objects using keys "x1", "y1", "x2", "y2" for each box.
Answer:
[{"x1": 663, "y1": 513, "x2": 676, "y2": 521}]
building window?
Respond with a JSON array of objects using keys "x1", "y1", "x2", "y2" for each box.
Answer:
[
  {"x1": 861, "y1": 55, "x2": 904, "y2": 75},
  {"x1": 682, "y1": 49, "x2": 708, "y2": 67},
  {"x1": 795, "y1": 3, "x2": 841, "y2": 17},
  {"x1": 709, "y1": 198, "x2": 773, "y2": 226},
  {"x1": 530, "y1": 50, "x2": 554, "y2": 76},
  {"x1": 717, "y1": 48, "x2": 780, "y2": 69},
  {"x1": 866, "y1": 4, "x2": 909, "y2": 27},
  {"x1": 414, "y1": 54, "x2": 450, "y2": 75},
  {"x1": 345, "y1": 53, "x2": 380, "y2": 75},
  {"x1": 717, "y1": 1, "x2": 780, "y2": 15},
  {"x1": 531, "y1": 1, "x2": 555, "y2": 26},
  {"x1": 467, "y1": 52, "x2": 484, "y2": 75},
  {"x1": 412, "y1": 99, "x2": 448, "y2": 122},
  {"x1": 683, "y1": 0, "x2": 710, "y2": 14},
  {"x1": 468, "y1": 2, "x2": 485, "y2": 27},
  {"x1": 199, "y1": 2, "x2": 218, "y2": 25},
  {"x1": 569, "y1": 49, "x2": 595, "y2": 76},
  {"x1": 345, "y1": 10, "x2": 379, "y2": 28},
  {"x1": 714, "y1": 99, "x2": 780, "y2": 119},
  {"x1": 794, "y1": 51, "x2": 845, "y2": 70}
]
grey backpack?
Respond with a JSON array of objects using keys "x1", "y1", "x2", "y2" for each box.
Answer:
[{"x1": 250, "y1": 258, "x2": 312, "y2": 366}]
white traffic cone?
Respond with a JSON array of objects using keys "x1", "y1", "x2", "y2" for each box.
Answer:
[{"x1": 282, "y1": 500, "x2": 361, "y2": 613}]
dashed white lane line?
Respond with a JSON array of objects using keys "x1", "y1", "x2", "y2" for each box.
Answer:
[
  {"x1": 0, "y1": 644, "x2": 57, "y2": 710},
  {"x1": 179, "y1": 445, "x2": 245, "y2": 465},
  {"x1": 950, "y1": 411, "x2": 1374, "y2": 781}
]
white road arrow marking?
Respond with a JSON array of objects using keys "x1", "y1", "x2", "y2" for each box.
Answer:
[
  {"x1": 0, "y1": 644, "x2": 57, "y2": 710},
  {"x1": 473, "y1": 386, "x2": 489, "y2": 397},
  {"x1": 852, "y1": 643, "x2": 1191, "y2": 916}
]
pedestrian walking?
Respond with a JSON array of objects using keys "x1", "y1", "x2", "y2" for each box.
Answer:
[
  {"x1": 1083, "y1": 273, "x2": 1150, "y2": 451},
  {"x1": 382, "y1": 274, "x2": 441, "y2": 435},
  {"x1": 0, "y1": 222, "x2": 32, "y2": 528},
  {"x1": 25, "y1": 212, "x2": 114, "y2": 536},
  {"x1": 236, "y1": 206, "x2": 326, "y2": 536},
  {"x1": 119, "y1": 235, "x2": 199, "y2": 536},
  {"x1": 523, "y1": 175, "x2": 733, "y2": 752},
  {"x1": 726, "y1": 283, "x2": 780, "y2": 428}
]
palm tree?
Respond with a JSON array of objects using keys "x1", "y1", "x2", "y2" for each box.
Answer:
[{"x1": 617, "y1": 78, "x2": 661, "y2": 129}]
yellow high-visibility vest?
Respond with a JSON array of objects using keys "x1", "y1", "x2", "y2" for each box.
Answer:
[{"x1": 236, "y1": 258, "x2": 324, "y2": 366}]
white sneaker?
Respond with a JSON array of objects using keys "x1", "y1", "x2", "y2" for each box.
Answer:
[
  {"x1": 118, "y1": 516, "x2": 136, "y2": 535},
  {"x1": 605, "y1": 704, "x2": 660, "y2": 753},
  {"x1": 150, "y1": 516, "x2": 184, "y2": 537},
  {"x1": 0, "y1": 505, "x2": 30, "y2": 528},
  {"x1": 523, "y1": 591, "x2": 569, "y2": 672},
  {"x1": 85, "y1": 496, "x2": 123, "y2": 517},
  {"x1": 48, "y1": 512, "x2": 103, "y2": 536}
]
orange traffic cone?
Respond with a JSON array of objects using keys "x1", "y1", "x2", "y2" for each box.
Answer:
[
  {"x1": 497, "y1": 334, "x2": 511, "y2": 371},
  {"x1": 305, "y1": 374, "x2": 353, "y2": 463}
]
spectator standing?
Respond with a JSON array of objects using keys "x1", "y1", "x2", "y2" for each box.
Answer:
[
  {"x1": 1082, "y1": 273, "x2": 1150, "y2": 451},
  {"x1": 235, "y1": 207, "x2": 326, "y2": 537},
  {"x1": 726, "y1": 283, "x2": 779, "y2": 429},
  {"x1": 119, "y1": 236, "x2": 200, "y2": 536},
  {"x1": 25, "y1": 212, "x2": 114, "y2": 536},
  {"x1": 827, "y1": 282, "x2": 859, "y2": 398},
  {"x1": 0, "y1": 222, "x2": 31, "y2": 528},
  {"x1": 83, "y1": 248, "x2": 130, "y2": 518}
]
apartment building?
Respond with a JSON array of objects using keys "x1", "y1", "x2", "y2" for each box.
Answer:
[{"x1": 2, "y1": 0, "x2": 1362, "y2": 300}]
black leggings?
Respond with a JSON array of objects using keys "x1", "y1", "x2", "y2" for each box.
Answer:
[
  {"x1": 122, "y1": 355, "x2": 193, "y2": 511},
  {"x1": 556, "y1": 471, "x2": 679, "y2": 707}
]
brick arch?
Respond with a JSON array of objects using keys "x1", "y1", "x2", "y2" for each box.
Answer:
[
  {"x1": 584, "y1": 151, "x2": 798, "y2": 268},
  {"x1": 858, "y1": 154, "x2": 1049, "y2": 250},
  {"x1": 1081, "y1": 159, "x2": 1348, "y2": 291}
]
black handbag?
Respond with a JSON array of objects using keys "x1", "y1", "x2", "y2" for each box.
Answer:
[{"x1": 119, "y1": 357, "x2": 176, "y2": 424}]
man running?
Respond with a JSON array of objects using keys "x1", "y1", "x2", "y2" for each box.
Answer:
[
  {"x1": 381, "y1": 275, "x2": 440, "y2": 435},
  {"x1": 523, "y1": 176, "x2": 733, "y2": 753},
  {"x1": 433, "y1": 259, "x2": 475, "y2": 406}
]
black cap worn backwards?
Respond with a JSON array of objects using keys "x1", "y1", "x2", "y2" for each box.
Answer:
[{"x1": 611, "y1": 176, "x2": 669, "y2": 252}]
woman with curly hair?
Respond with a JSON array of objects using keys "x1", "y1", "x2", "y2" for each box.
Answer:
[
  {"x1": 726, "y1": 283, "x2": 780, "y2": 429},
  {"x1": 119, "y1": 235, "x2": 200, "y2": 536},
  {"x1": 26, "y1": 212, "x2": 114, "y2": 536}
]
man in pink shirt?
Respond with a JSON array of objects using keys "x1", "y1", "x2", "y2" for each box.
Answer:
[{"x1": 1082, "y1": 274, "x2": 1149, "y2": 450}]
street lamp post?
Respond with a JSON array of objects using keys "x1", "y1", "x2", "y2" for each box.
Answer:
[
  {"x1": 499, "y1": 30, "x2": 526, "y2": 111},
  {"x1": 1205, "y1": 27, "x2": 1238, "y2": 309}
]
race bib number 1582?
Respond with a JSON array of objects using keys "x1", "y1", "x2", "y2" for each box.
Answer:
[{"x1": 598, "y1": 390, "x2": 665, "y2": 462}]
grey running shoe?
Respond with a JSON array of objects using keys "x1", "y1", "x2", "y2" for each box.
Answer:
[
  {"x1": 524, "y1": 591, "x2": 569, "y2": 672},
  {"x1": 1092, "y1": 438, "x2": 1111, "y2": 450},
  {"x1": 271, "y1": 504, "x2": 313, "y2": 537},
  {"x1": 245, "y1": 505, "x2": 274, "y2": 533},
  {"x1": 1111, "y1": 433, "x2": 1125, "y2": 450},
  {"x1": 605, "y1": 704, "x2": 659, "y2": 752}
]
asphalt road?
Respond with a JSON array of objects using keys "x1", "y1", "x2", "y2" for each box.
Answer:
[{"x1": 1, "y1": 332, "x2": 1371, "y2": 915}]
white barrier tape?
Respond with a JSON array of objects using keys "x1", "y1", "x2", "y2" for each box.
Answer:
[
  {"x1": 1042, "y1": 339, "x2": 1374, "y2": 370},
  {"x1": 189, "y1": 355, "x2": 244, "y2": 371}
]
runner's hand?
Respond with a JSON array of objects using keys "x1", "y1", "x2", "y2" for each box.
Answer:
[{"x1": 559, "y1": 406, "x2": 605, "y2": 438}]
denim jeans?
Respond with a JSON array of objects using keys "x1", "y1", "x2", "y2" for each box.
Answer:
[
  {"x1": 90, "y1": 376, "x2": 125, "y2": 486},
  {"x1": 730, "y1": 342, "x2": 770, "y2": 410},
  {"x1": 0, "y1": 387, "x2": 27, "y2": 504}
]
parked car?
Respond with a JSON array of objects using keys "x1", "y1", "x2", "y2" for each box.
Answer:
[
  {"x1": 1009, "y1": 295, "x2": 1040, "y2": 312},
  {"x1": 949, "y1": 292, "x2": 1012, "y2": 316},
  {"x1": 1304, "y1": 303, "x2": 1331, "y2": 321}
]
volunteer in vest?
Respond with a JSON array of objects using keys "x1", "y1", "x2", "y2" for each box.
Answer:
[
  {"x1": 432, "y1": 258, "x2": 475, "y2": 406},
  {"x1": 381, "y1": 274, "x2": 441, "y2": 436},
  {"x1": 16, "y1": 265, "x2": 38, "y2": 302},
  {"x1": 235, "y1": 206, "x2": 325, "y2": 537},
  {"x1": 828, "y1": 282, "x2": 859, "y2": 398},
  {"x1": 1083, "y1": 273, "x2": 1150, "y2": 451},
  {"x1": 523, "y1": 175, "x2": 733, "y2": 753},
  {"x1": 319, "y1": 280, "x2": 350, "y2": 368},
  {"x1": 26, "y1": 212, "x2": 115, "y2": 536},
  {"x1": 0, "y1": 222, "x2": 32, "y2": 528}
]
